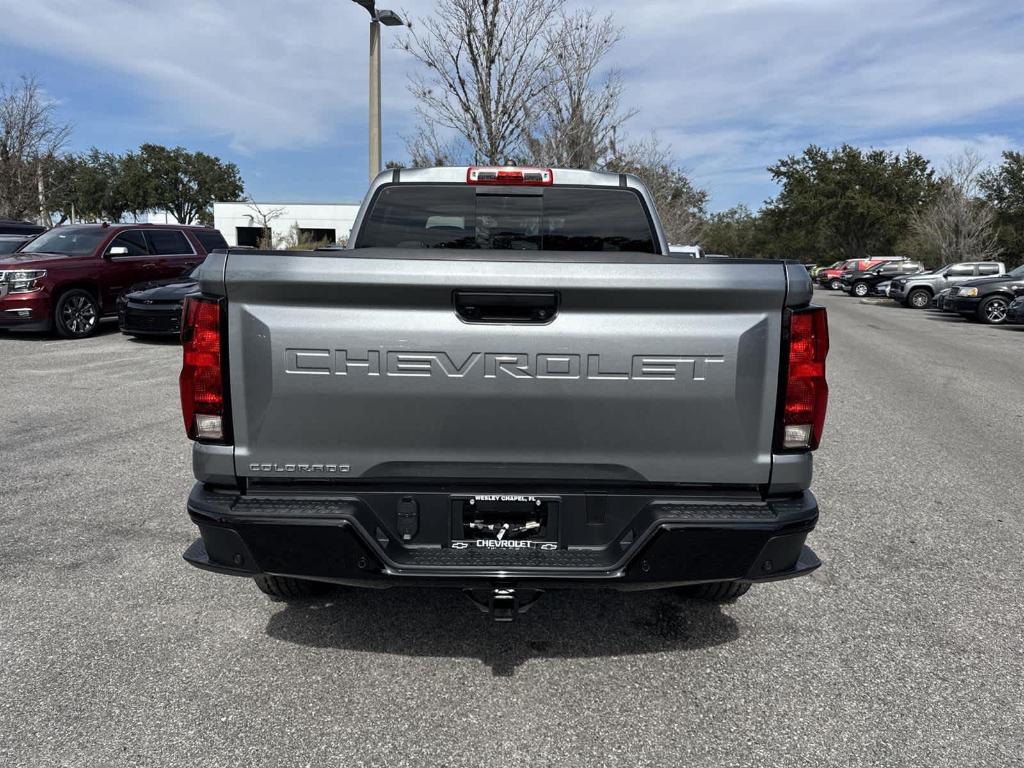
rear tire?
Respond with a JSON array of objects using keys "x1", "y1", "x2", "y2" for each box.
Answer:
[
  {"x1": 675, "y1": 581, "x2": 751, "y2": 602},
  {"x1": 254, "y1": 574, "x2": 331, "y2": 600},
  {"x1": 977, "y1": 296, "x2": 1009, "y2": 325},
  {"x1": 907, "y1": 288, "x2": 931, "y2": 309}
]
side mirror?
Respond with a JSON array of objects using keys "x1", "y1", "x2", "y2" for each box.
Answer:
[{"x1": 107, "y1": 245, "x2": 129, "y2": 257}]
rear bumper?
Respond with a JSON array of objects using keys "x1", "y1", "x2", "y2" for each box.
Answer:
[{"x1": 184, "y1": 483, "x2": 821, "y2": 590}]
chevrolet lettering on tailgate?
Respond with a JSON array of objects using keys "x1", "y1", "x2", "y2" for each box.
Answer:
[{"x1": 284, "y1": 349, "x2": 726, "y2": 382}]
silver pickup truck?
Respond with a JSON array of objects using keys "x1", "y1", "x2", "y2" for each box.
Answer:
[{"x1": 179, "y1": 166, "x2": 829, "y2": 619}]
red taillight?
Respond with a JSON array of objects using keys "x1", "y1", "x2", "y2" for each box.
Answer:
[
  {"x1": 467, "y1": 166, "x2": 553, "y2": 185},
  {"x1": 779, "y1": 307, "x2": 829, "y2": 450},
  {"x1": 179, "y1": 296, "x2": 229, "y2": 442}
]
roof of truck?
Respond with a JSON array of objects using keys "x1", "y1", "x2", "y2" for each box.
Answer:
[{"x1": 385, "y1": 166, "x2": 628, "y2": 187}]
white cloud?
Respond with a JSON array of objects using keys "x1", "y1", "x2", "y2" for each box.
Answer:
[
  {"x1": 874, "y1": 134, "x2": 1014, "y2": 169},
  {"x1": 0, "y1": 0, "x2": 1021, "y2": 206},
  {"x1": 588, "y1": 0, "x2": 1024, "y2": 207},
  {"x1": 0, "y1": 0, "x2": 434, "y2": 151}
]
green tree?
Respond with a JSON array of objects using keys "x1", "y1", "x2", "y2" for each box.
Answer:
[
  {"x1": 71, "y1": 148, "x2": 136, "y2": 222},
  {"x1": 138, "y1": 144, "x2": 244, "y2": 225},
  {"x1": 699, "y1": 204, "x2": 764, "y2": 257},
  {"x1": 39, "y1": 153, "x2": 82, "y2": 224},
  {"x1": 762, "y1": 144, "x2": 936, "y2": 261},
  {"x1": 44, "y1": 149, "x2": 157, "y2": 223},
  {"x1": 50, "y1": 149, "x2": 132, "y2": 223},
  {"x1": 979, "y1": 150, "x2": 1024, "y2": 266}
]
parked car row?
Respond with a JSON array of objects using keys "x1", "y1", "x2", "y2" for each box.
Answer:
[
  {"x1": 839, "y1": 260, "x2": 925, "y2": 296},
  {"x1": 0, "y1": 222, "x2": 226, "y2": 338},
  {"x1": 813, "y1": 255, "x2": 1024, "y2": 326},
  {"x1": 813, "y1": 256, "x2": 911, "y2": 290},
  {"x1": 887, "y1": 262, "x2": 1006, "y2": 309},
  {"x1": 927, "y1": 264, "x2": 1024, "y2": 323}
]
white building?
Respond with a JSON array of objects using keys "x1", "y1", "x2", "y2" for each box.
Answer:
[{"x1": 212, "y1": 201, "x2": 362, "y2": 248}]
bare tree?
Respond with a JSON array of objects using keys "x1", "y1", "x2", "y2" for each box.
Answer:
[
  {"x1": 606, "y1": 133, "x2": 707, "y2": 244},
  {"x1": 911, "y1": 150, "x2": 1001, "y2": 264},
  {"x1": 245, "y1": 198, "x2": 286, "y2": 249},
  {"x1": 0, "y1": 75, "x2": 71, "y2": 222},
  {"x1": 400, "y1": 0, "x2": 564, "y2": 165},
  {"x1": 525, "y1": 9, "x2": 635, "y2": 169},
  {"x1": 403, "y1": 123, "x2": 466, "y2": 168}
]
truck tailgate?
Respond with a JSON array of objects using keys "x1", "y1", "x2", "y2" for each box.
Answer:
[{"x1": 221, "y1": 251, "x2": 788, "y2": 486}]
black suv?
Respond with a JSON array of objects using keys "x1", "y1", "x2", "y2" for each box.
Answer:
[
  {"x1": 946, "y1": 264, "x2": 1024, "y2": 324},
  {"x1": 840, "y1": 260, "x2": 923, "y2": 297},
  {"x1": 0, "y1": 219, "x2": 45, "y2": 236}
]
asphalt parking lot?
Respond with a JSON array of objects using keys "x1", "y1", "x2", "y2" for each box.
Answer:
[{"x1": 2, "y1": 292, "x2": 1022, "y2": 767}]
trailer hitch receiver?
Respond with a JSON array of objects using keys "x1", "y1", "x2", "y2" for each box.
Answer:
[{"x1": 464, "y1": 587, "x2": 543, "y2": 622}]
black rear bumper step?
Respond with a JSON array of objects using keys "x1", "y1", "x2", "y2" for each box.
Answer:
[
  {"x1": 192, "y1": 490, "x2": 794, "y2": 523},
  {"x1": 184, "y1": 483, "x2": 820, "y2": 590}
]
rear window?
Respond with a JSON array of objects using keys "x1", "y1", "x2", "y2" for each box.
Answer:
[
  {"x1": 355, "y1": 185, "x2": 657, "y2": 253},
  {"x1": 194, "y1": 229, "x2": 228, "y2": 252}
]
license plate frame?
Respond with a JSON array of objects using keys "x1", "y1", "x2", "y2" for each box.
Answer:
[{"x1": 449, "y1": 493, "x2": 560, "y2": 550}]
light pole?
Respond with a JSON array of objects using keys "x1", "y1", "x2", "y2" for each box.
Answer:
[{"x1": 352, "y1": 0, "x2": 405, "y2": 182}]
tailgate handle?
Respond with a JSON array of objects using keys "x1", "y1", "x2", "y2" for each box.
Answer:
[{"x1": 454, "y1": 291, "x2": 558, "y2": 324}]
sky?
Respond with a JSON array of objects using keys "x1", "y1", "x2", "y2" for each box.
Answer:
[{"x1": 1, "y1": 0, "x2": 1022, "y2": 212}]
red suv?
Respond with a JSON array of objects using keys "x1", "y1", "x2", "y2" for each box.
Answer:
[{"x1": 0, "y1": 223, "x2": 227, "y2": 338}]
